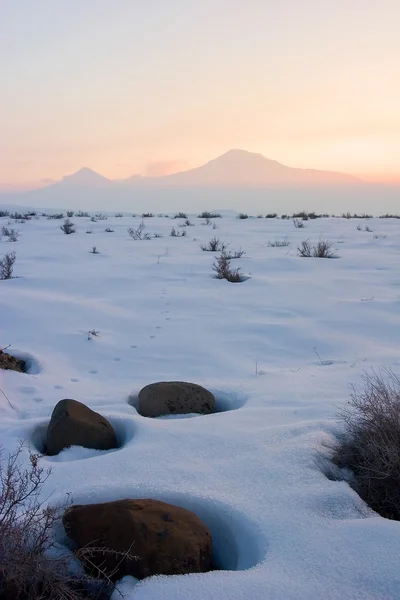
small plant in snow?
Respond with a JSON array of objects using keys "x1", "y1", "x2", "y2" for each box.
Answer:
[
  {"x1": 0, "y1": 251, "x2": 16, "y2": 279},
  {"x1": 224, "y1": 248, "x2": 246, "y2": 259},
  {"x1": 141, "y1": 212, "x2": 154, "y2": 218},
  {"x1": 60, "y1": 218, "x2": 76, "y2": 234},
  {"x1": 90, "y1": 246, "x2": 99, "y2": 254},
  {"x1": 174, "y1": 212, "x2": 187, "y2": 219},
  {"x1": 8, "y1": 229, "x2": 20, "y2": 241},
  {"x1": 313, "y1": 240, "x2": 337, "y2": 258},
  {"x1": 365, "y1": 226, "x2": 374, "y2": 232},
  {"x1": 1, "y1": 227, "x2": 20, "y2": 241},
  {"x1": 115, "y1": 212, "x2": 123, "y2": 217},
  {"x1": 88, "y1": 329, "x2": 100, "y2": 339},
  {"x1": 105, "y1": 228, "x2": 114, "y2": 233},
  {"x1": 212, "y1": 252, "x2": 242, "y2": 283},
  {"x1": 127, "y1": 221, "x2": 151, "y2": 240},
  {"x1": 268, "y1": 238, "x2": 290, "y2": 247},
  {"x1": 197, "y1": 211, "x2": 221, "y2": 219},
  {"x1": 200, "y1": 237, "x2": 227, "y2": 252},
  {"x1": 170, "y1": 227, "x2": 187, "y2": 237},
  {"x1": 265, "y1": 213, "x2": 278, "y2": 218},
  {"x1": 86, "y1": 230, "x2": 92, "y2": 234},
  {"x1": 75, "y1": 211, "x2": 89, "y2": 217},
  {"x1": 237, "y1": 213, "x2": 248, "y2": 219},
  {"x1": 357, "y1": 225, "x2": 362, "y2": 230},
  {"x1": 293, "y1": 218, "x2": 305, "y2": 228},
  {"x1": 66, "y1": 210, "x2": 74, "y2": 217},
  {"x1": 47, "y1": 213, "x2": 64, "y2": 220},
  {"x1": 95, "y1": 213, "x2": 107, "y2": 221},
  {"x1": 297, "y1": 239, "x2": 336, "y2": 258},
  {"x1": 153, "y1": 232, "x2": 164, "y2": 238}
]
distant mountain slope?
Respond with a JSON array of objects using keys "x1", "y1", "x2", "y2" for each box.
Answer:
[{"x1": 139, "y1": 149, "x2": 360, "y2": 186}]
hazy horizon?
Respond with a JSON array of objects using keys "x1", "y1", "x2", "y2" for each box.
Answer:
[{"x1": 1, "y1": 1, "x2": 399, "y2": 191}]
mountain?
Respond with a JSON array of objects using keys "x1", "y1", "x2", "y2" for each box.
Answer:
[
  {"x1": 133, "y1": 149, "x2": 361, "y2": 187},
  {"x1": 0, "y1": 150, "x2": 367, "y2": 213},
  {"x1": 59, "y1": 167, "x2": 113, "y2": 187}
]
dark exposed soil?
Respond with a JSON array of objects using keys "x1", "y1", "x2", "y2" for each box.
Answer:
[{"x1": 0, "y1": 349, "x2": 26, "y2": 373}]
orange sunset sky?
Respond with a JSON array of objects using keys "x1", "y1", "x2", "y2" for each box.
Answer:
[{"x1": 1, "y1": 0, "x2": 399, "y2": 191}]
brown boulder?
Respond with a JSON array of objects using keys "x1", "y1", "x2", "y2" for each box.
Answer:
[
  {"x1": 0, "y1": 349, "x2": 25, "y2": 373},
  {"x1": 46, "y1": 399, "x2": 117, "y2": 455},
  {"x1": 63, "y1": 498, "x2": 212, "y2": 580},
  {"x1": 138, "y1": 381, "x2": 216, "y2": 418}
]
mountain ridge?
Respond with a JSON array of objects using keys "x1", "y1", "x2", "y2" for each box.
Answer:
[{"x1": 17, "y1": 150, "x2": 361, "y2": 193}]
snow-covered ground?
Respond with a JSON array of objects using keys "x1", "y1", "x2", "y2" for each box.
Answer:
[{"x1": 1, "y1": 211, "x2": 400, "y2": 599}]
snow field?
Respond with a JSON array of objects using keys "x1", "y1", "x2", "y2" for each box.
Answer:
[{"x1": 1, "y1": 212, "x2": 400, "y2": 599}]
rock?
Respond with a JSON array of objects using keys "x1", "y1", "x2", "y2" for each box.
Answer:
[
  {"x1": 63, "y1": 498, "x2": 212, "y2": 581},
  {"x1": 46, "y1": 399, "x2": 117, "y2": 455},
  {"x1": 138, "y1": 381, "x2": 216, "y2": 417},
  {"x1": 0, "y1": 350, "x2": 25, "y2": 373}
]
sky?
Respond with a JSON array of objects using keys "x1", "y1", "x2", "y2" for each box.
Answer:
[{"x1": 1, "y1": 0, "x2": 400, "y2": 191}]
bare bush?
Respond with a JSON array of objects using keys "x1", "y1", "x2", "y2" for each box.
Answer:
[
  {"x1": 224, "y1": 248, "x2": 245, "y2": 259},
  {"x1": 297, "y1": 239, "x2": 313, "y2": 257},
  {"x1": 88, "y1": 329, "x2": 100, "y2": 339},
  {"x1": 141, "y1": 213, "x2": 154, "y2": 218},
  {"x1": 104, "y1": 228, "x2": 114, "y2": 233},
  {"x1": 212, "y1": 252, "x2": 242, "y2": 283},
  {"x1": 170, "y1": 227, "x2": 187, "y2": 237},
  {"x1": 75, "y1": 211, "x2": 89, "y2": 218},
  {"x1": 0, "y1": 251, "x2": 16, "y2": 280},
  {"x1": 200, "y1": 237, "x2": 226, "y2": 252},
  {"x1": 293, "y1": 218, "x2": 305, "y2": 228},
  {"x1": 60, "y1": 219, "x2": 76, "y2": 235},
  {"x1": 90, "y1": 247, "x2": 99, "y2": 254},
  {"x1": 197, "y1": 211, "x2": 221, "y2": 219},
  {"x1": 7, "y1": 229, "x2": 20, "y2": 242},
  {"x1": 174, "y1": 212, "x2": 187, "y2": 219},
  {"x1": 48, "y1": 213, "x2": 65, "y2": 220},
  {"x1": 127, "y1": 221, "x2": 151, "y2": 240},
  {"x1": 0, "y1": 442, "x2": 112, "y2": 599},
  {"x1": 237, "y1": 213, "x2": 248, "y2": 219},
  {"x1": 313, "y1": 240, "x2": 336, "y2": 258},
  {"x1": 268, "y1": 238, "x2": 290, "y2": 247},
  {"x1": 115, "y1": 213, "x2": 123, "y2": 217},
  {"x1": 66, "y1": 211, "x2": 75, "y2": 218},
  {"x1": 1, "y1": 227, "x2": 19, "y2": 241},
  {"x1": 332, "y1": 369, "x2": 400, "y2": 520},
  {"x1": 265, "y1": 213, "x2": 278, "y2": 218},
  {"x1": 297, "y1": 239, "x2": 336, "y2": 258}
]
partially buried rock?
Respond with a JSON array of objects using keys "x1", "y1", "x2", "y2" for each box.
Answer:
[
  {"x1": 0, "y1": 349, "x2": 26, "y2": 373},
  {"x1": 63, "y1": 498, "x2": 212, "y2": 581},
  {"x1": 46, "y1": 399, "x2": 117, "y2": 455},
  {"x1": 138, "y1": 381, "x2": 216, "y2": 417}
]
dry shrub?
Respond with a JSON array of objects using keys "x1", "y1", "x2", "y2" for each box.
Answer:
[
  {"x1": 201, "y1": 237, "x2": 226, "y2": 252},
  {"x1": 297, "y1": 239, "x2": 336, "y2": 258},
  {"x1": 0, "y1": 442, "x2": 123, "y2": 599},
  {"x1": 212, "y1": 252, "x2": 242, "y2": 283},
  {"x1": 333, "y1": 369, "x2": 400, "y2": 520},
  {"x1": 0, "y1": 251, "x2": 16, "y2": 280}
]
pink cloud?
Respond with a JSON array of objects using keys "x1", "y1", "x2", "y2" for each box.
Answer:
[{"x1": 144, "y1": 160, "x2": 188, "y2": 177}]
